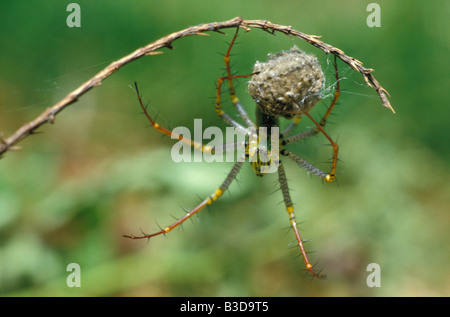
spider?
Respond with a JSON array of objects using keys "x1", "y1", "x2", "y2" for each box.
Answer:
[{"x1": 124, "y1": 28, "x2": 341, "y2": 279}]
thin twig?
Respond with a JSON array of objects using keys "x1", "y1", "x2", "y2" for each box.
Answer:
[{"x1": 0, "y1": 16, "x2": 393, "y2": 158}]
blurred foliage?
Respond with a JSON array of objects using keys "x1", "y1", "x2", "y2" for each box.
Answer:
[{"x1": 0, "y1": 0, "x2": 449, "y2": 297}]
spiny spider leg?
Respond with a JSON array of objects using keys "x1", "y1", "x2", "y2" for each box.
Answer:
[
  {"x1": 215, "y1": 73, "x2": 255, "y2": 136},
  {"x1": 283, "y1": 56, "x2": 341, "y2": 182},
  {"x1": 223, "y1": 28, "x2": 257, "y2": 129},
  {"x1": 281, "y1": 116, "x2": 301, "y2": 137},
  {"x1": 124, "y1": 157, "x2": 245, "y2": 240},
  {"x1": 134, "y1": 81, "x2": 239, "y2": 156},
  {"x1": 280, "y1": 149, "x2": 329, "y2": 180},
  {"x1": 300, "y1": 110, "x2": 339, "y2": 182},
  {"x1": 278, "y1": 161, "x2": 324, "y2": 279}
]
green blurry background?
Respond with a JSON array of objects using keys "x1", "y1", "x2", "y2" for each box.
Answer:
[{"x1": 0, "y1": 0, "x2": 448, "y2": 297}]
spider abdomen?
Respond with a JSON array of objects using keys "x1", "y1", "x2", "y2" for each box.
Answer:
[{"x1": 248, "y1": 47, "x2": 324, "y2": 119}]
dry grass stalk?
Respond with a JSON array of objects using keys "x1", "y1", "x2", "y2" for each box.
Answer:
[{"x1": 0, "y1": 16, "x2": 394, "y2": 158}]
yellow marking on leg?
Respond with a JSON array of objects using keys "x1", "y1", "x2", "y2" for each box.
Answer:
[
  {"x1": 207, "y1": 188, "x2": 224, "y2": 205},
  {"x1": 213, "y1": 188, "x2": 223, "y2": 201}
]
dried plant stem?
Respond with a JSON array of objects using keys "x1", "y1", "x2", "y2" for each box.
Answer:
[{"x1": 0, "y1": 16, "x2": 393, "y2": 157}]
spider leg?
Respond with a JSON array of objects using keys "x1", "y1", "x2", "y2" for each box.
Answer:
[
  {"x1": 280, "y1": 116, "x2": 301, "y2": 137},
  {"x1": 216, "y1": 73, "x2": 255, "y2": 136},
  {"x1": 318, "y1": 55, "x2": 341, "y2": 130},
  {"x1": 283, "y1": 56, "x2": 341, "y2": 182},
  {"x1": 124, "y1": 157, "x2": 245, "y2": 240},
  {"x1": 222, "y1": 27, "x2": 257, "y2": 129},
  {"x1": 281, "y1": 149, "x2": 329, "y2": 180},
  {"x1": 135, "y1": 81, "x2": 222, "y2": 155},
  {"x1": 300, "y1": 109, "x2": 339, "y2": 182},
  {"x1": 278, "y1": 161, "x2": 324, "y2": 279},
  {"x1": 282, "y1": 127, "x2": 317, "y2": 145}
]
